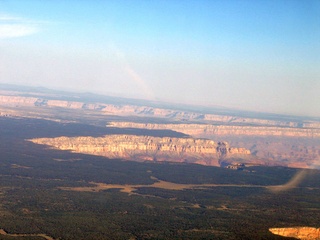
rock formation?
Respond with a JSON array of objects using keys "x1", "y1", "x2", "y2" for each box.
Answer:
[
  {"x1": 2, "y1": 90, "x2": 319, "y2": 168},
  {"x1": 1, "y1": 93, "x2": 319, "y2": 129},
  {"x1": 107, "y1": 122, "x2": 320, "y2": 168},
  {"x1": 269, "y1": 227, "x2": 320, "y2": 240},
  {"x1": 108, "y1": 122, "x2": 320, "y2": 138},
  {"x1": 29, "y1": 135, "x2": 251, "y2": 166}
]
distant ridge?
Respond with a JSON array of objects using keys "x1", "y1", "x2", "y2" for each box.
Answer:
[{"x1": 1, "y1": 83, "x2": 318, "y2": 121}]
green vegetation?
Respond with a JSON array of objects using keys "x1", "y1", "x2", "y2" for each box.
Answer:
[{"x1": 0, "y1": 117, "x2": 319, "y2": 239}]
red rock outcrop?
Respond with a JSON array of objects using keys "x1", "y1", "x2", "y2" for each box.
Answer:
[{"x1": 269, "y1": 227, "x2": 320, "y2": 239}]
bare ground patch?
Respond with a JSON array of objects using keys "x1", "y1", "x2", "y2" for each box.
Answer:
[
  {"x1": 10, "y1": 164, "x2": 32, "y2": 169},
  {"x1": 0, "y1": 229, "x2": 54, "y2": 240},
  {"x1": 58, "y1": 176, "x2": 267, "y2": 195}
]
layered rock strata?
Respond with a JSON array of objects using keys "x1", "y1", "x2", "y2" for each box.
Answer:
[
  {"x1": 108, "y1": 122, "x2": 320, "y2": 138},
  {"x1": 1, "y1": 93, "x2": 319, "y2": 128},
  {"x1": 29, "y1": 135, "x2": 251, "y2": 166}
]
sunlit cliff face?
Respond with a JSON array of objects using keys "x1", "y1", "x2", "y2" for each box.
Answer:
[
  {"x1": 28, "y1": 135, "x2": 251, "y2": 167},
  {"x1": 1, "y1": 94, "x2": 320, "y2": 130},
  {"x1": 269, "y1": 227, "x2": 320, "y2": 240},
  {"x1": 108, "y1": 122, "x2": 320, "y2": 138}
]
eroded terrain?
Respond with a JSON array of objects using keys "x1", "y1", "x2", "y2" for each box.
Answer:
[
  {"x1": 29, "y1": 135, "x2": 250, "y2": 166},
  {"x1": 0, "y1": 86, "x2": 319, "y2": 239},
  {"x1": 1, "y1": 87, "x2": 319, "y2": 169}
]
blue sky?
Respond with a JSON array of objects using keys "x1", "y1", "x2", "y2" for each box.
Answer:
[{"x1": 0, "y1": 0, "x2": 319, "y2": 116}]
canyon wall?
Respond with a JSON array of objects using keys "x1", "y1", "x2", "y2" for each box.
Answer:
[
  {"x1": 107, "y1": 122, "x2": 320, "y2": 168},
  {"x1": 29, "y1": 135, "x2": 251, "y2": 166},
  {"x1": 2, "y1": 91, "x2": 319, "y2": 168},
  {"x1": 0, "y1": 96, "x2": 38, "y2": 106},
  {"x1": 108, "y1": 122, "x2": 320, "y2": 138},
  {"x1": 1, "y1": 93, "x2": 319, "y2": 128},
  {"x1": 269, "y1": 227, "x2": 320, "y2": 240}
]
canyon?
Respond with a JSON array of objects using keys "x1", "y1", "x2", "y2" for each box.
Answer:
[
  {"x1": 108, "y1": 122, "x2": 320, "y2": 138},
  {"x1": 1, "y1": 92, "x2": 319, "y2": 129},
  {"x1": 107, "y1": 122, "x2": 320, "y2": 168},
  {"x1": 1, "y1": 89, "x2": 319, "y2": 168},
  {"x1": 29, "y1": 135, "x2": 251, "y2": 166},
  {"x1": 0, "y1": 86, "x2": 320, "y2": 239}
]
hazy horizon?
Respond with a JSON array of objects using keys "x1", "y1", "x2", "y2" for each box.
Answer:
[{"x1": 0, "y1": 0, "x2": 319, "y2": 117}]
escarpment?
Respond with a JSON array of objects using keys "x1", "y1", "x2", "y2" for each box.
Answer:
[
  {"x1": 2, "y1": 91, "x2": 320, "y2": 168},
  {"x1": 269, "y1": 227, "x2": 320, "y2": 240},
  {"x1": 1, "y1": 93, "x2": 319, "y2": 129},
  {"x1": 108, "y1": 122, "x2": 320, "y2": 138},
  {"x1": 28, "y1": 135, "x2": 251, "y2": 166},
  {"x1": 107, "y1": 122, "x2": 320, "y2": 168}
]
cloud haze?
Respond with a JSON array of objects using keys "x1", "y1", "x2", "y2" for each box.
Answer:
[
  {"x1": 0, "y1": 14, "x2": 39, "y2": 39},
  {"x1": 0, "y1": 1, "x2": 319, "y2": 117}
]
